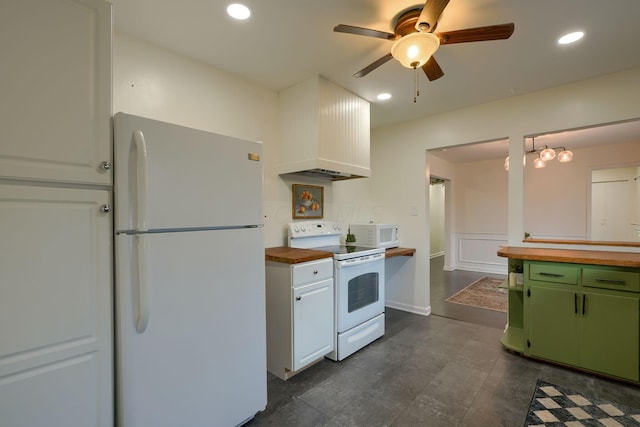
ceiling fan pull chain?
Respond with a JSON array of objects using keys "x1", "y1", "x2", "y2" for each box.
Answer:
[{"x1": 413, "y1": 66, "x2": 419, "y2": 103}]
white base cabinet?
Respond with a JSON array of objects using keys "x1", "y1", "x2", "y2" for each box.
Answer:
[{"x1": 266, "y1": 258, "x2": 334, "y2": 380}]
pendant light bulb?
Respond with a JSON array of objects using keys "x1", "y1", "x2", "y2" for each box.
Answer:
[
  {"x1": 557, "y1": 150, "x2": 573, "y2": 162},
  {"x1": 540, "y1": 147, "x2": 556, "y2": 161},
  {"x1": 533, "y1": 157, "x2": 546, "y2": 168}
]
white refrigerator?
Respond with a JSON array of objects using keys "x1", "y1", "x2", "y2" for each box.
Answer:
[{"x1": 113, "y1": 113, "x2": 267, "y2": 426}]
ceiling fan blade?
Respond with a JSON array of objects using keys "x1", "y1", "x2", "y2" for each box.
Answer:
[
  {"x1": 333, "y1": 24, "x2": 398, "y2": 41},
  {"x1": 353, "y1": 53, "x2": 393, "y2": 78},
  {"x1": 415, "y1": 0, "x2": 450, "y2": 32},
  {"x1": 422, "y1": 56, "x2": 444, "y2": 81},
  {"x1": 437, "y1": 23, "x2": 515, "y2": 44}
]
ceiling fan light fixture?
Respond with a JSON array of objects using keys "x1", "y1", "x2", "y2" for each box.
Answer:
[{"x1": 391, "y1": 32, "x2": 440, "y2": 69}]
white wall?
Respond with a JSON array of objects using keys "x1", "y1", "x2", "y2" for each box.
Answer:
[{"x1": 350, "y1": 68, "x2": 640, "y2": 315}]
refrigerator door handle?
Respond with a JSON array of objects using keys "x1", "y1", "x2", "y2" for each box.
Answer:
[
  {"x1": 133, "y1": 130, "x2": 148, "y2": 232},
  {"x1": 136, "y1": 234, "x2": 150, "y2": 333}
]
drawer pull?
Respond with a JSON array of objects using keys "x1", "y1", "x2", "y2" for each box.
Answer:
[
  {"x1": 595, "y1": 278, "x2": 626, "y2": 285},
  {"x1": 295, "y1": 296, "x2": 302, "y2": 301},
  {"x1": 539, "y1": 272, "x2": 564, "y2": 278},
  {"x1": 313, "y1": 270, "x2": 318, "y2": 275}
]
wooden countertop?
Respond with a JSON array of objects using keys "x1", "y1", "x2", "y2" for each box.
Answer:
[
  {"x1": 498, "y1": 246, "x2": 640, "y2": 267},
  {"x1": 265, "y1": 247, "x2": 333, "y2": 264},
  {"x1": 265, "y1": 246, "x2": 417, "y2": 264},
  {"x1": 386, "y1": 247, "x2": 416, "y2": 258},
  {"x1": 523, "y1": 238, "x2": 640, "y2": 248}
]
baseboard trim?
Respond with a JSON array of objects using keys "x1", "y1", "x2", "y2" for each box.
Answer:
[{"x1": 385, "y1": 301, "x2": 431, "y2": 317}]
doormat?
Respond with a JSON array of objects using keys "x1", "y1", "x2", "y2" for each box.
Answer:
[
  {"x1": 524, "y1": 379, "x2": 640, "y2": 426},
  {"x1": 445, "y1": 277, "x2": 507, "y2": 312}
]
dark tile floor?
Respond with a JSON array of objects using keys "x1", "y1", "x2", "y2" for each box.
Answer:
[
  {"x1": 247, "y1": 258, "x2": 640, "y2": 426},
  {"x1": 429, "y1": 255, "x2": 507, "y2": 329}
]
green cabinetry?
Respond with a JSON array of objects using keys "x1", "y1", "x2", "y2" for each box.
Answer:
[
  {"x1": 579, "y1": 291, "x2": 639, "y2": 380},
  {"x1": 501, "y1": 258, "x2": 640, "y2": 383},
  {"x1": 527, "y1": 285, "x2": 580, "y2": 366},
  {"x1": 521, "y1": 261, "x2": 640, "y2": 382}
]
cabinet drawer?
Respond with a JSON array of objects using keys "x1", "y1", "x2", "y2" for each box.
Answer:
[
  {"x1": 582, "y1": 268, "x2": 640, "y2": 292},
  {"x1": 528, "y1": 263, "x2": 578, "y2": 285},
  {"x1": 292, "y1": 259, "x2": 333, "y2": 286}
]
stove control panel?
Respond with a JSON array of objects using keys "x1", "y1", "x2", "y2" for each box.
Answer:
[{"x1": 288, "y1": 220, "x2": 342, "y2": 238}]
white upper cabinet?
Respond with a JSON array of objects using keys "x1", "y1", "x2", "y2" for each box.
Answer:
[
  {"x1": 278, "y1": 75, "x2": 371, "y2": 180},
  {"x1": 0, "y1": 0, "x2": 112, "y2": 185}
]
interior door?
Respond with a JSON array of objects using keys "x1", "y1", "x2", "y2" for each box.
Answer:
[{"x1": 0, "y1": 184, "x2": 113, "y2": 427}]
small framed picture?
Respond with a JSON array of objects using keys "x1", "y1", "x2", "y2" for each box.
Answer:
[{"x1": 292, "y1": 184, "x2": 323, "y2": 219}]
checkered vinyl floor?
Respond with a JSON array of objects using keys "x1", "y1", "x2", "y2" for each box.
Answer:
[{"x1": 525, "y1": 380, "x2": 640, "y2": 426}]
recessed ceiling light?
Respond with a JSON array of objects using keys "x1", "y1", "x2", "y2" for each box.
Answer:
[
  {"x1": 227, "y1": 3, "x2": 251, "y2": 20},
  {"x1": 558, "y1": 31, "x2": 584, "y2": 45},
  {"x1": 377, "y1": 93, "x2": 392, "y2": 101}
]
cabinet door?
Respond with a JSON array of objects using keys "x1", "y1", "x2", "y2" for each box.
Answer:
[
  {"x1": 527, "y1": 285, "x2": 580, "y2": 365},
  {"x1": 0, "y1": 0, "x2": 111, "y2": 185},
  {"x1": 580, "y1": 292, "x2": 640, "y2": 381},
  {"x1": 0, "y1": 184, "x2": 113, "y2": 427},
  {"x1": 293, "y1": 278, "x2": 334, "y2": 371}
]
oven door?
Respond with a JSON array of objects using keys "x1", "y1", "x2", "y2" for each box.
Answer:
[{"x1": 335, "y1": 253, "x2": 385, "y2": 333}]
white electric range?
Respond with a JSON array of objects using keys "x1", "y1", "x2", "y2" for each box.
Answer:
[{"x1": 288, "y1": 221, "x2": 385, "y2": 361}]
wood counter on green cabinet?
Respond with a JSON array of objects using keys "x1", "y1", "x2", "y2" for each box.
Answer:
[
  {"x1": 497, "y1": 246, "x2": 640, "y2": 267},
  {"x1": 498, "y1": 246, "x2": 640, "y2": 383}
]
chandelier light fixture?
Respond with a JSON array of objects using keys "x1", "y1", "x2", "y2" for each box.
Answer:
[{"x1": 504, "y1": 137, "x2": 573, "y2": 171}]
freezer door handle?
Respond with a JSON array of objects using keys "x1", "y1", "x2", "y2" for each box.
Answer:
[
  {"x1": 133, "y1": 130, "x2": 149, "y2": 232},
  {"x1": 136, "y1": 235, "x2": 150, "y2": 333}
]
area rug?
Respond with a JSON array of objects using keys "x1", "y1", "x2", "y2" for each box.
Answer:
[
  {"x1": 525, "y1": 379, "x2": 640, "y2": 426},
  {"x1": 445, "y1": 277, "x2": 507, "y2": 312}
]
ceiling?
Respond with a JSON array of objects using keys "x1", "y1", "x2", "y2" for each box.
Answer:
[{"x1": 112, "y1": 0, "x2": 640, "y2": 130}]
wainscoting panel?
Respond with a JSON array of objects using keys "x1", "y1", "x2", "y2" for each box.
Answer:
[{"x1": 450, "y1": 233, "x2": 508, "y2": 275}]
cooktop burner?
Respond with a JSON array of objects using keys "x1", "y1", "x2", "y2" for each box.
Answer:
[
  {"x1": 314, "y1": 245, "x2": 378, "y2": 255},
  {"x1": 313, "y1": 244, "x2": 385, "y2": 261}
]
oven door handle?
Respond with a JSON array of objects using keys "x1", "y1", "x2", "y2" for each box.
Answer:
[{"x1": 336, "y1": 253, "x2": 385, "y2": 268}]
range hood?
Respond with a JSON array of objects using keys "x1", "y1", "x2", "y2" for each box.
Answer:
[
  {"x1": 278, "y1": 76, "x2": 371, "y2": 181},
  {"x1": 282, "y1": 168, "x2": 365, "y2": 181}
]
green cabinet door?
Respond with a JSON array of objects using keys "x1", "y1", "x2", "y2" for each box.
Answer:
[
  {"x1": 580, "y1": 292, "x2": 640, "y2": 381},
  {"x1": 528, "y1": 285, "x2": 580, "y2": 365}
]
